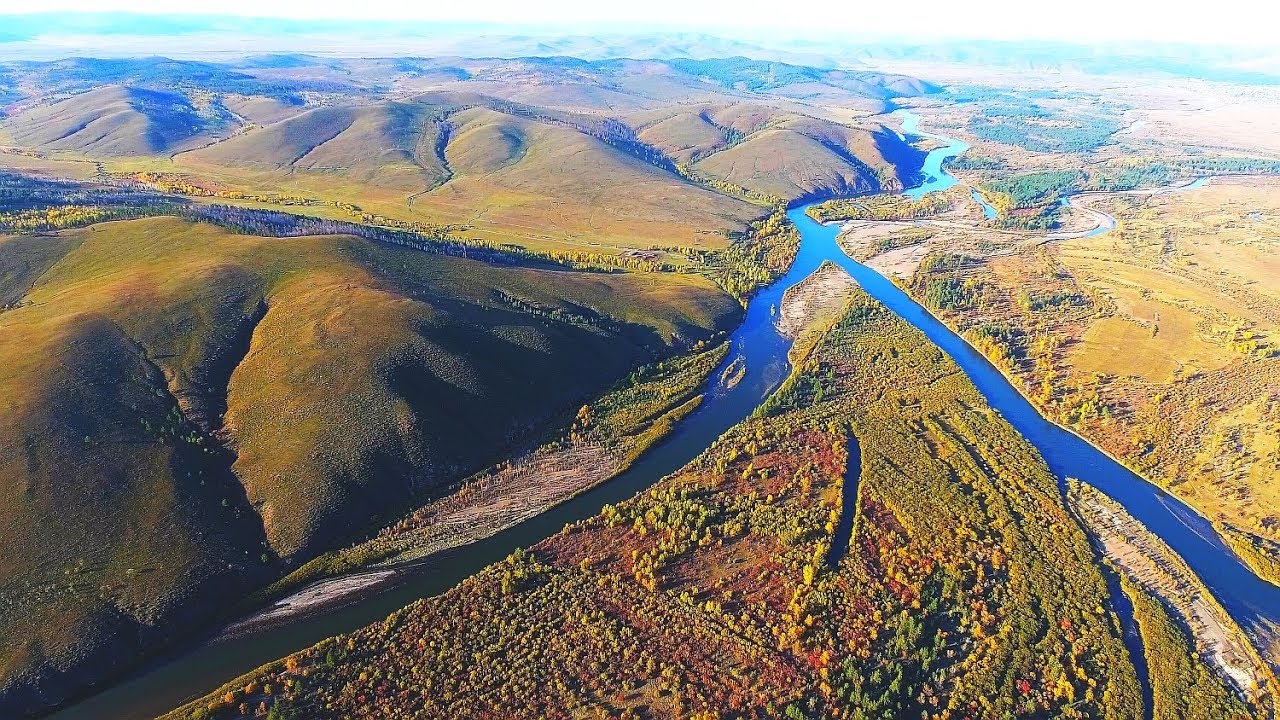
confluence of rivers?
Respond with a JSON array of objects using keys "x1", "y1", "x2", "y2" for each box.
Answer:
[{"x1": 50, "y1": 110, "x2": 1280, "y2": 720}]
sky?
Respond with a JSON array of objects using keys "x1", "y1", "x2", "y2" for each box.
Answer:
[{"x1": 2, "y1": 0, "x2": 1278, "y2": 46}]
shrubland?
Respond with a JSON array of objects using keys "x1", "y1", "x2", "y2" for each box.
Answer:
[{"x1": 162, "y1": 290, "x2": 1150, "y2": 720}]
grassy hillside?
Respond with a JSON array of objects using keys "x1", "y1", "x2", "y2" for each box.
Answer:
[
  {"x1": 0, "y1": 56, "x2": 934, "y2": 257},
  {"x1": 184, "y1": 103, "x2": 450, "y2": 193},
  {"x1": 0, "y1": 57, "x2": 341, "y2": 98},
  {"x1": 693, "y1": 121, "x2": 918, "y2": 203},
  {"x1": 0, "y1": 215, "x2": 740, "y2": 716},
  {"x1": 635, "y1": 110, "x2": 732, "y2": 164},
  {"x1": 219, "y1": 94, "x2": 305, "y2": 126},
  {"x1": 393, "y1": 57, "x2": 931, "y2": 113},
  {"x1": 695, "y1": 128, "x2": 877, "y2": 202},
  {"x1": 2, "y1": 85, "x2": 231, "y2": 155},
  {"x1": 163, "y1": 289, "x2": 1149, "y2": 720},
  {"x1": 0, "y1": 56, "x2": 932, "y2": 116},
  {"x1": 630, "y1": 103, "x2": 924, "y2": 204},
  {"x1": 170, "y1": 99, "x2": 763, "y2": 253},
  {"x1": 0, "y1": 248, "x2": 273, "y2": 712}
]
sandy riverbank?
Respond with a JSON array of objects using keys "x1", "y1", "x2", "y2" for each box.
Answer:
[
  {"x1": 221, "y1": 569, "x2": 398, "y2": 637},
  {"x1": 1069, "y1": 482, "x2": 1278, "y2": 709}
]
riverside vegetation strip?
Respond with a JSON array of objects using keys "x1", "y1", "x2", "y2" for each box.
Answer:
[
  {"x1": 853, "y1": 177, "x2": 1280, "y2": 589},
  {"x1": 1068, "y1": 481, "x2": 1277, "y2": 713},
  {"x1": 163, "y1": 288, "x2": 1158, "y2": 720}
]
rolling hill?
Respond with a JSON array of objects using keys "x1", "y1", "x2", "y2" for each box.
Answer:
[
  {"x1": 631, "y1": 102, "x2": 923, "y2": 202},
  {"x1": 182, "y1": 102, "x2": 451, "y2": 192},
  {"x1": 0, "y1": 215, "x2": 740, "y2": 716},
  {"x1": 173, "y1": 93, "x2": 924, "y2": 249},
  {"x1": 0, "y1": 55, "x2": 936, "y2": 254},
  {"x1": 1, "y1": 85, "x2": 231, "y2": 156},
  {"x1": 634, "y1": 109, "x2": 733, "y2": 163},
  {"x1": 177, "y1": 98, "x2": 765, "y2": 252},
  {"x1": 696, "y1": 126, "x2": 880, "y2": 200}
]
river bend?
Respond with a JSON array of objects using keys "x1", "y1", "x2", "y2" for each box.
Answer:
[{"x1": 49, "y1": 109, "x2": 1278, "y2": 720}]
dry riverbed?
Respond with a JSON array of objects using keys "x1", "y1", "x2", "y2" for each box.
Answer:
[
  {"x1": 776, "y1": 261, "x2": 860, "y2": 339},
  {"x1": 222, "y1": 570, "x2": 398, "y2": 636}
]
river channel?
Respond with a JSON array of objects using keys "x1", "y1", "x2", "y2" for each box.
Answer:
[{"x1": 50, "y1": 110, "x2": 1278, "y2": 720}]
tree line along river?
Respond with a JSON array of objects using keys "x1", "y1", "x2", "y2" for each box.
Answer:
[{"x1": 49, "y1": 110, "x2": 1279, "y2": 720}]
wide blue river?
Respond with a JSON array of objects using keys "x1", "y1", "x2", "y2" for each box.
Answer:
[
  {"x1": 786, "y1": 205, "x2": 1280, "y2": 635},
  {"x1": 51, "y1": 111, "x2": 1277, "y2": 720}
]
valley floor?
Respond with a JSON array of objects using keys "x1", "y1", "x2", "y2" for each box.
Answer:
[{"x1": 161, "y1": 280, "x2": 1258, "y2": 720}]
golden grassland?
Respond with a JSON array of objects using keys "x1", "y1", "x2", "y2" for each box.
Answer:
[
  {"x1": 870, "y1": 177, "x2": 1279, "y2": 586},
  {"x1": 161, "y1": 290, "x2": 1164, "y2": 720},
  {"x1": 0, "y1": 87, "x2": 924, "y2": 264},
  {"x1": 175, "y1": 105, "x2": 763, "y2": 253},
  {"x1": 2, "y1": 134, "x2": 758, "y2": 259},
  {"x1": 1130, "y1": 103, "x2": 1280, "y2": 158}
]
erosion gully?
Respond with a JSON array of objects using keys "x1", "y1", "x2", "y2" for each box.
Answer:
[{"x1": 51, "y1": 110, "x2": 1278, "y2": 720}]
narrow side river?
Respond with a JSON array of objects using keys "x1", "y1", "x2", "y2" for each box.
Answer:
[{"x1": 50, "y1": 111, "x2": 1279, "y2": 720}]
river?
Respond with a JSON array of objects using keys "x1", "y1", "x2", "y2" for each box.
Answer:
[
  {"x1": 786, "y1": 203, "x2": 1280, "y2": 638},
  {"x1": 49, "y1": 111, "x2": 1278, "y2": 720},
  {"x1": 897, "y1": 108, "x2": 968, "y2": 199}
]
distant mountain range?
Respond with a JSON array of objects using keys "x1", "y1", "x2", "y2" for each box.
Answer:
[{"x1": 1, "y1": 13, "x2": 1278, "y2": 85}]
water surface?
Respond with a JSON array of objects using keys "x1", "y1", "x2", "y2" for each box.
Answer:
[
  {"x1": 972, "y1": 189, "x2": 998, "y2": 218},
  {"x1": 897, "y1": 109, "x2": 969, "y2": 199}
]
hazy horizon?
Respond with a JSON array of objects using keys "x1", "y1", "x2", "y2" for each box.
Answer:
[
  {"x1": 1, "y1": 1, "x2": 1278, "y2": 51},
  {"x1": 1, "y1": 9, "x2": 1279, "y2": 88}
]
